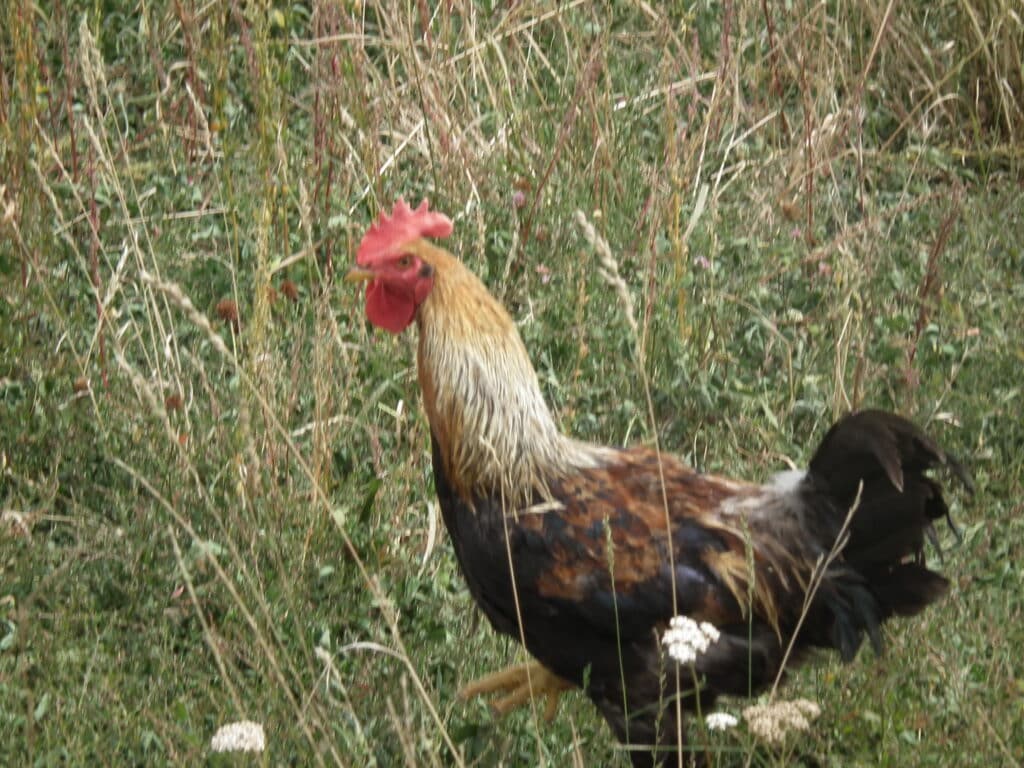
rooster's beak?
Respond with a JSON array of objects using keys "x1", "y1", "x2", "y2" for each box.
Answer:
[{"x1": 344, "y1": 266, "x2": 376, "y2": 283}]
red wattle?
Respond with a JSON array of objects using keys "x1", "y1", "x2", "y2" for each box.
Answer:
[{"x1": 365, "y1": 281, "x2": 416, "y2": 334}]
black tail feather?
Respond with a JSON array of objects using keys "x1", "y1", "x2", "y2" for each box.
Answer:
[{"x1": 804, "y1": 409, "x2": 968, "y2": 659}]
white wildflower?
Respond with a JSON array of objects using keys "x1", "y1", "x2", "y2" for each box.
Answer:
[
  {"x1": 661, "y1": 616, "x2": 721, "y2": 665},
  {"x1": 704, "y1": 712, "x2": 739, "y2": 731},
  {"x1": 743, "y1": 698, "x2": 821, "y2": 745},
  {"x1": 700, "y1": 621, "x2": 721, "y2": 643},
  {"x1": 210, "y1": 720, "x2": 266, "y2": 753}
]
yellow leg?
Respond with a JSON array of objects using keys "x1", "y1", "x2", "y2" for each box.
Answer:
[{"x1": 458, "y1": 661, "x2": 573, "y2": 722}]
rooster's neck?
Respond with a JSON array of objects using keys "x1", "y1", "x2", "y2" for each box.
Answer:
[{"x1": 414, "y1": 256, "x2": 606, "y2": 504}]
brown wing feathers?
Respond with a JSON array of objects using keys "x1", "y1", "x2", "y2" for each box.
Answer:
[{"x1": 517, "y1": 412, "x2": 969, "y2": 682}]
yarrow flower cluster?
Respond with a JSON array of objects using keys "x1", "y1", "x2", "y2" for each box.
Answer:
[
  {"x1": 661, "y1": 615, "x2": 721, "y2": 665},
  {"x1": 210, "y1": 720, "x2": 266, "y2": 753},
  {"x1": 704, "y1": 711, "x2": 739, "y2": 731},
  {"x1": 742, "y1": 699, "x2": 821, "y2": 745}
]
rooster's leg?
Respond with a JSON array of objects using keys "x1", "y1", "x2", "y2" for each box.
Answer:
[{"x1": 458, "y1": 661, "x2": 572, "y2": 721}]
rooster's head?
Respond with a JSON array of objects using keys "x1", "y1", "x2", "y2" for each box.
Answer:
[{"x1": 345, "y1": 198, "x2": 453, "y2": 333}]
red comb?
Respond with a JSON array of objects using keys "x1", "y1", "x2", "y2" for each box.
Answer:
[{"x1": 356, "y1": 198, "x2": 453, "y2": 266}]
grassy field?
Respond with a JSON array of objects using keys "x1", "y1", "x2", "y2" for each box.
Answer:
[{"x1": 2, "y1": 1, "x2": 1023, "y2": 765}]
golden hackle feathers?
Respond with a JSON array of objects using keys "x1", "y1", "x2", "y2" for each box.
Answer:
[{"x1": 408, "y1": 239, "x2": 607, "y2": 505}]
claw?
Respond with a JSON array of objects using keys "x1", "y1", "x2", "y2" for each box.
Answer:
[{"x1": 458, "y1": 661, "x2": 572, "y2": 722}]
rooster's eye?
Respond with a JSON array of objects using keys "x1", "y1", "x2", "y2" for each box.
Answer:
[{"x1": 396, "y1": 254, "x2": 414, "y2": 269}]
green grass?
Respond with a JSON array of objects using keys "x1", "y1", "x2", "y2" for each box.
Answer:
[{"x1": 2, "y1": 1, "x2": 1023, "y2": 765}]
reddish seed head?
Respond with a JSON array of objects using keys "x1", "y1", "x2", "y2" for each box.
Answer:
[
  {"x1": 216, "y1": 298, "x2": 239, "y2": 323},
  {"x1": 279, "y1": 279, "x2": 299, "y2": 301},
  {"x1": 356, "y1": 198, "x2": 452, "y2": 268}
]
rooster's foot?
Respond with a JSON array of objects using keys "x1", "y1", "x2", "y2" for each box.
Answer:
[{"x1": 458, "y1": 661, "x2": 572, "y2": 721}]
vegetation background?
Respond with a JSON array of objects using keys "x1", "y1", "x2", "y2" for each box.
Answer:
[{"x1": 2, "y1": 0, "x2": 1022, "y2": 765}]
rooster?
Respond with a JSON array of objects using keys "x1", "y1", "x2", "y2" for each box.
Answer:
[{"x1": 346, "y1": 199, "x2": 968, "y2": 766}]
